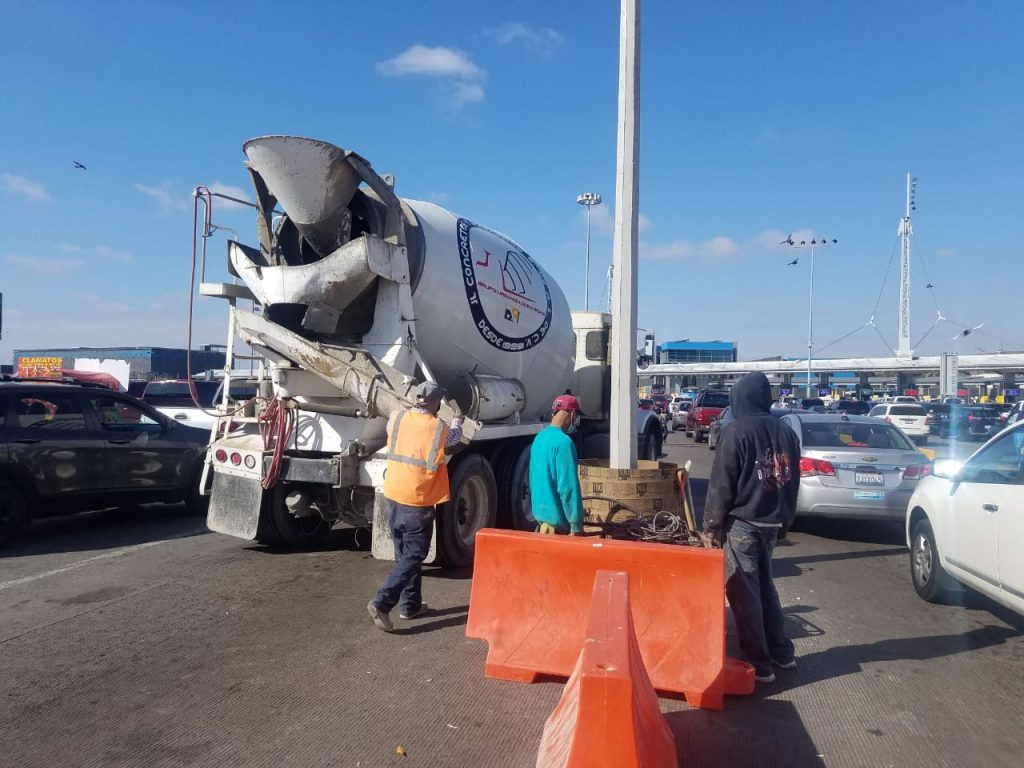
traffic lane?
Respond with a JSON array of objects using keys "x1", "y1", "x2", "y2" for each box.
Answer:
[
  {"x1": 0, "y1": 530, "x2": 563, "y2": 768},
  {"x1": 0, "y1": 504, "x2": 226, "y2": 644},
  {"x1": 664, "y1": 429, "x2": 1024, "y2": 767},
  {"x1": 2, "y1": 502, "x2": 208, "y2": 571}
]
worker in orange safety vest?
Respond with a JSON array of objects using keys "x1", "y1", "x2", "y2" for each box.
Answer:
[{"x1": 368, "y1": 381, "x2": 463, "y2": 632}]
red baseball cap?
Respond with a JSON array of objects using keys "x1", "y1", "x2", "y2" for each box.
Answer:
[{"x1": 551, "y1": 394, "x2": 581, "y2": 414}]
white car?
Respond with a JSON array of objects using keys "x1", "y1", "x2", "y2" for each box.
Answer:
[
  {"x1": 869, "y1": 402, "x2": 929, "y2": 444},
  {"x1": 906, "y1": 421, "x2": 1024, "y2": 617}
]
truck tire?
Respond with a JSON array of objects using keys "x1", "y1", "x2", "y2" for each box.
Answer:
[
  {"x1": 642, "y1": 424, "x2": 661, "y2": 461},
  {"x1": 495, "y1": 442, "x2": 534, "y2": 531},
  {"x1": 694, "y1": 430, "x2": 705, "y2": 444},
  {"x1": 439, "y1": 453, "x2": 497, "y2": 567},
  {"x1": 264, "y1": 484, "x2": 332, "y2": 549},
  {"x1": 0, "y1": 478, "x2": 30, "y2": 548}
]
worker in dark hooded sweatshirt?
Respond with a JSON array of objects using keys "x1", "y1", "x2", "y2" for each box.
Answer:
[{"x1": 703, "y1": 371, "x2": 801, "y2": 684}]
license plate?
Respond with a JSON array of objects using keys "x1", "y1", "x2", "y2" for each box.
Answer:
[
  {"x1": 855, "y1": 491, "x2": 886, "y2": 500},
  {"x1": 855, "y1": 471, "x2": 884, "y2": 485},
  {"x1": 900, "y1": 419, "x2": 915, "y2": 424}
]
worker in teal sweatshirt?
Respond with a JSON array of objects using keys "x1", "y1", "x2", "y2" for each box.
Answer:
[{"x1": 529, "y1": 394, "x2": 585, "y2": 534}]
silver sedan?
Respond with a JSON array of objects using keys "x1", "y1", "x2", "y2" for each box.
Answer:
[{"x1": 779, "y1": 413, "x2": 932, "y2": 521}]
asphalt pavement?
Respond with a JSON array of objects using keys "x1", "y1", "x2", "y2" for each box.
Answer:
[{"x1": 1, "y1": 431, "x2": 1021, "y2": 768}]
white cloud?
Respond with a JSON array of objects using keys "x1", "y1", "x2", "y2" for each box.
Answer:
[
  {"x1": 5, "y1": 253, "x2": 83, "y2": 274},
  {"x1": 134, "y1": 181, "x2": 189, "y2": 214},
  {"x1": 58, "y1": 244, "x2": 135, "y2": 263},
  {"x1": 580, "y1": 205, "x2": 650, "y2": 235},
  {"x1": 79, "y1": 293, "x2": 134, "y2": 314},
  {"x1": 488, "y1": 22, "x2": 564, "y2": 55},
  {"x1": 641, "y1": 236, "x2": 741, "y2": 262},
  {"x1": 935, "y1": 247, "x2": 957, "y2": 259},
  {"x1": 2, "y1": 173, "x2": 49, "y2": 203},
  {"x1": 208, "y1": 182, "x2": 253, "y2": 211},
  {"x1": 377, "y1": 45, "x2": 483, "y2": 79},
  {"x1": 376, "y1": 45, "x2": 486, "y2": 109}
]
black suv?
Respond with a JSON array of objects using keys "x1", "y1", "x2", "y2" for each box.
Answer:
[
  {"x1": 0, "y1": 380, "x2": 210, "y2": 546},
  {"x1": 828, "y1": 399, "x2": 871, "y2": 416}
]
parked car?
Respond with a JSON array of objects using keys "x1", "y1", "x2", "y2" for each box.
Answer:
[
  {"x1": 707, "y1": 406, "x2": 804, "y2": 450},
  {"x1": 707, "y1": 406, "x2": 734, "y2": 450},
  {"x1": 670, "y1": 399, "x2": 692, "y2": 431},
  {"x1": 931, "y1": 405, "x2": 1001, "y2": 440},
  {"x1": 906, "y1": 422, "x2": 1024, "y2": 616},
  {"x1": 142, "y1": 379, "x2": 221, "y2": 429},
  {"x1": 686, "y1": 390, "x2": 730, "y2": 443},
  {"x1": 778, "y1": 413, "x2": 932, "y2": 521},
  {"x1": 0, "y1": 381, "x2": 211, "y2": 546},
  {"x1": 828, "y1": 399, "x2": 872, "y2": 416},
  {"x1": 1005, "y1": 401, "x2": 1024, "y2": 426},
  {"x1": 868, "y1": 403, "x2": 929, "y2": 444}
]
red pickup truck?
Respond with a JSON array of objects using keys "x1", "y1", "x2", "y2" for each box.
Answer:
[{"x1": 686, "y1": 390, "x2": 730, "y2": 443}]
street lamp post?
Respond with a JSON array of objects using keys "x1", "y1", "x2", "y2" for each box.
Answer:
[
  {"x1": 576, "y1": 192, "x2": 602, "y2": 310},
  {"x1": 784, "y1": 236, "x2": 838, "y2": 398}
]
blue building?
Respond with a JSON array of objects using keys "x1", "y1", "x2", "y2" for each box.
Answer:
[
  {"x1": 12, "y1": 346, "x2": 226, "y2": 380},
  {"x1": 657, "y1": 340, "x2": 737, "y2": 364}
]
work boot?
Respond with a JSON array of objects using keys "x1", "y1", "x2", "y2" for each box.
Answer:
[
  {"x1": 399, "y1": 603, "x2": 430, "y2": 620},
  {"x1": 367, "y1": 601, "x2": 394, "y2": 632}
]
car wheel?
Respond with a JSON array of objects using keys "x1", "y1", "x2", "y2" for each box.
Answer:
[
  {"x1": 910, "y1": 517, "x2": 952, "y2": 602},
  {"x1": 694, "y1": 430, "x2": 704, "y2": 444},
  {"x1": 439, "y1": 453, "x2": 498, "y2": 567},
  {"x1": 0, "y1": 479, "x2": 31, "y2": 548}
]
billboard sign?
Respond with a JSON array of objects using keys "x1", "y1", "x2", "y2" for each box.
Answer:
[{"x1": 17, "y1": 356, "x2": 63, "y2": 379}]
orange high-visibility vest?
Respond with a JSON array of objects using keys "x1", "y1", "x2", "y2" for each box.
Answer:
[{"x1": 383, "y1": 410, "x2": 451, "y2": 507}]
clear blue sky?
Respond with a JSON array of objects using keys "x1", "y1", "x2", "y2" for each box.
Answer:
[{"x1": 2, "y1": 0, "x2": 1022, "y2": 366}]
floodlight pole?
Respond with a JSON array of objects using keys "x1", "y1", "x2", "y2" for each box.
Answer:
[
  {"x1": 610, "y1": 0, "x2": 640, "y2": 469},
  {"x1": 577, "y1": 192, "x2": 602, "y2": 311}
]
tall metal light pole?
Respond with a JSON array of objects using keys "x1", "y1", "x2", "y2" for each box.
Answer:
[
  {"x1": 896, "y1": 173, "x2": 917, "y2": 358},
  {"x1": 576, "y1": 193, "x2": 602, "y2": 310},
  {"x1": 784, "y1": 236, "x2": 838, "y2": 398},
  {"x1": 609, "y1": 0, "x2": 640, "y2": 469}
]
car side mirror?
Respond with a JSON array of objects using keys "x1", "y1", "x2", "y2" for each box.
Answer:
[{"x1": 932, "y1": 459, "x2": 962, "y2": 480}]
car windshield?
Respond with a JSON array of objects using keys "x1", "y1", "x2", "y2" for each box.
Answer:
[
  {"x1": 700, "y1": 393, "x2": 730, "y2": 408},
  {"x1": 800, "y1": 420, "x2": 915, "y2": 451}
]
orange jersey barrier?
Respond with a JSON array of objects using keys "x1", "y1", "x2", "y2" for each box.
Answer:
[
  {"x1": 466, "y1": 529, "x2": 754, "y2": 710},
  {"x1": 536, "y1": 570, "x2": 677, "y2": 768}
]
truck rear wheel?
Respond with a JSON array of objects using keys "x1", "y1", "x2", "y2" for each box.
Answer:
[
  {"x1": 495, "y1": 442, "x2": 534, "y2": 531},
  {"x1": 439, "y1": 453, "x2": 497, "y2": 567},
  {"x1": 262, "y1": 484, "x2": 332, "y2": 549}
]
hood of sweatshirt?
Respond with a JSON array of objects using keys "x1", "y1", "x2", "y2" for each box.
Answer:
[{"x1": 730, "y1": 372, "x2": 773, "y2": 419}]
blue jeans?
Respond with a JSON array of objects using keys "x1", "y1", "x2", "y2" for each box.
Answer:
[
  {"x1": 374, "y1": 500, "x2": 435, "y2": 614},
  {"x1": 724, "y1": 518, "x2": 794, "y2": 676}
]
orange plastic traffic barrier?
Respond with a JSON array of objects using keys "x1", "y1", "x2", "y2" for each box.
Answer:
[
  {"x1": 466, "y1": 529, "x2": 754, "y2": 710},
  {"x1": 535, "y1": 570, "x2": 677, "y2": 768}
]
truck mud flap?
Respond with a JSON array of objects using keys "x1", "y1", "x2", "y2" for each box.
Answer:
[{"x1": 207, "y1": 471, "x2": 264, "y2": 540}]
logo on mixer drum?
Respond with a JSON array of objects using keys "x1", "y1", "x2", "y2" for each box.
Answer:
[{"x1": 457, "y1": 218, "x2": 553, "y2": 352}]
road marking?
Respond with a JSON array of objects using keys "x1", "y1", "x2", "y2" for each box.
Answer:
[{"x1": 0, "y1": 527, "x2": 208, "y2": 592}]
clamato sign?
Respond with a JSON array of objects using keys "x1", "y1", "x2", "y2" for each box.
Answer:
[{"x1": 17, "y1": 356, "x2": 62, "y2": 378}]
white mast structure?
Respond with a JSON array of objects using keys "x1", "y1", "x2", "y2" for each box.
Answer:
[{"x1": 896, "y1": 173, "x2": 917, "y2": 357}]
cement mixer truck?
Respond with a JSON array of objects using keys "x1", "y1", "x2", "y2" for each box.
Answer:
[{"x1": 196, "y1": 136, "x2": 663, "y2": 565}]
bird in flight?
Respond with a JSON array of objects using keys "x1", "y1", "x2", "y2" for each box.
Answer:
[
  {"x1": 73, "y1": 161, "x2": 87, "y2": 170},
  {"x1": 787, "y1": 258, "x2": 799, "y2": 266},
  {"x1": 780, "y1": 233, "x2": 795, "y2": 245},
  {"x1": 925, "y1": 283, "x2": 933, "y2": 289},
  {"x1": 952, "y1": 323, "x2": 983, "y2": 340}
]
